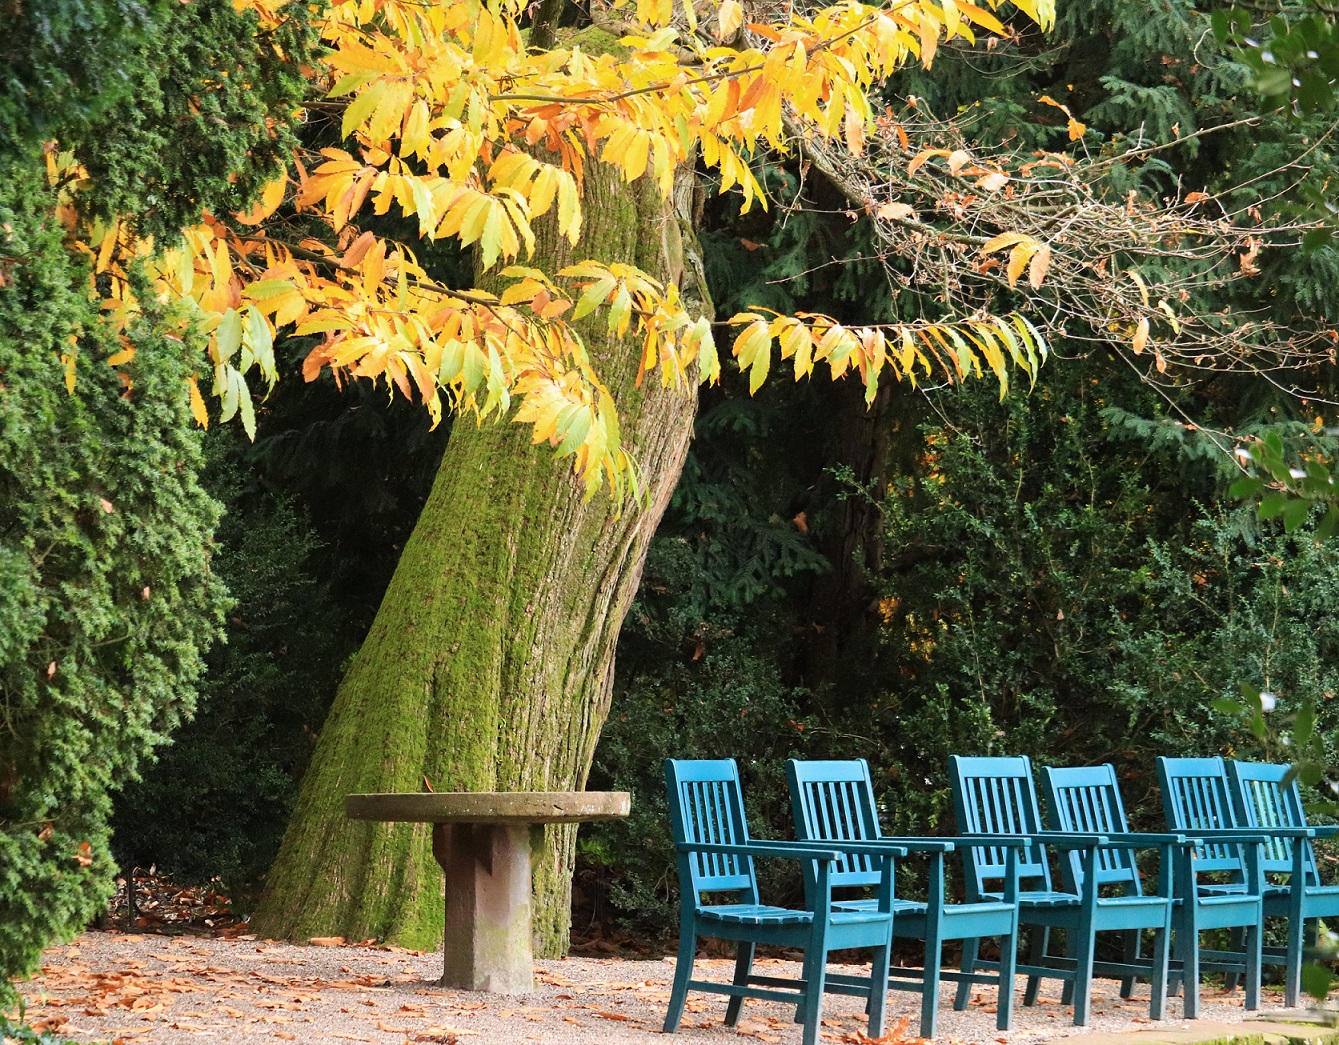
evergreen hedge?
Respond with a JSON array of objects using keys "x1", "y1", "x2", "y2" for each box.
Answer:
[{"x1": 0, "y1": 166, "x2": 229, "y2": 1000}]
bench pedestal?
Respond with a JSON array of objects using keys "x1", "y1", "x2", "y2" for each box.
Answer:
[{"x1": 433, "y1": 823, "x2": 534, "y2": 992}]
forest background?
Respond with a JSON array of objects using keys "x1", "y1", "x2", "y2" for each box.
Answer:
[{"x1": 5, "y1": 0, "x2": 1339, "y2": 1003}]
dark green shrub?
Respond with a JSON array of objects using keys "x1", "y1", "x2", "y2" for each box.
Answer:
[
  {"x1": 0, "y1": 167, "x2": 227, "y2": 1001},
  {"x1": 868, "y1": 365, "x2": 1339, "y2": 832},
  {"x1": 111, "y1": 441, "x2": 345, "y2": 903}
]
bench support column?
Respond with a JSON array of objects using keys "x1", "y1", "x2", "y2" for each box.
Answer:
[{"x1": 432, "y1": 823, "x2": 535, "y2": 992}]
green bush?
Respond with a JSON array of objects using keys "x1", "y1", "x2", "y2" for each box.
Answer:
[
  {"x1": 868, "y1": 365, "x2": 1339, "y2": 831},
  {"x1": 0, "y1": 167, "x2": 228, "y2": 1001}
]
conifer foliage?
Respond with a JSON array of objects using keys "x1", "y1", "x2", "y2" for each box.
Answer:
[{"x1": 0, "y1": 0, "x2": 312, "y2": 1001}]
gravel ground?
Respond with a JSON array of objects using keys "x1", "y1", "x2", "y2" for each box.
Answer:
[{"x1": 15, "y1": 931, "x2": 1277, "y2": 1045}]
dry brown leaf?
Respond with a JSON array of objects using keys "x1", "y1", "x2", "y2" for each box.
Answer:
[
  {"x1": 309, "y1": 937, "x2": 346, "y2": 947},
  {"x1": 1132, "y1": 317, "x2": 1149, "y2": 355},
  {"x1": 875, "y1": 201, "x2": 916, "y2": 222},
  {"x1": 1028, "y1": 243, "x2": 1051, "y2": 289}
]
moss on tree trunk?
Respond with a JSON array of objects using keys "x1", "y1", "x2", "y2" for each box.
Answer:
[{"x1": 251, "y1": 162, "x2": 708, "y2": 956}]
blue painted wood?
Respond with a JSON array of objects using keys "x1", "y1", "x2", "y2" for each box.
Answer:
[
  {"x1": 663, "y1": 758, "x2": 895, "y2": 1045},
  {"x1": 1040, "y1": 764, "x2": 1181, "y2": 1015},
  {"x1": 1155, "y1": 756, "x2": 1266, "y2": 1016},
  {"x1": 950, "y1": 755, "x2": 1174, "y2": 1027},
  {"x1": 1228, "y1": 760, "x2": 1339, "y2": 1007},
  {"x1": 787, "y1": 758, "x2": 1023, "y2": 1039}
]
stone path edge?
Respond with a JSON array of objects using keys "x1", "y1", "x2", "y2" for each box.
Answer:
[{"x1": 1045, "y1": 1014, "x2": 1339, "y2": 1045}]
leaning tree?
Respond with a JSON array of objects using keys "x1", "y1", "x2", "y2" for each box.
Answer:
[{"x1": 53, "y1": 0, "x2": 1328, "y2": 954}]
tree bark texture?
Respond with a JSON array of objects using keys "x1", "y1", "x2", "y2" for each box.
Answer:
[{"x1": 251, "y1": 162, "x2": 708, "y2": 957}]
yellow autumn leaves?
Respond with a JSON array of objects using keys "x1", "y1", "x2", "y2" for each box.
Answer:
[{"x1": 66, "y1": 0, "x2": 1058, "y2": 499}]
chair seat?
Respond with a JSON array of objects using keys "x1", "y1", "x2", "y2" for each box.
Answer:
[
  {"x1": 698, "y1": 903, "x2": 813, "y2": 927},
  {"x1": 833, "y1": 897, "x2": 1013, "y2": 917},
  {"x1": 832, "y1": 897, "x2": 925, "y2": 915},
  {"x1": 1095, "y1": 894, "x2": 1169, "y2": 909},
  {"x1": 985, "y1": 890, "x2": 1078, "y2": 908},
  {"x1": 1199, "y1": 882, "x2": 1288, "y2": 899}
]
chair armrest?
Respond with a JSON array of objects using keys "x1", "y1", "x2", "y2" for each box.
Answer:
[
  {"x1": 1308, "y1": 825, "x2": 1339, "y2": 838},
  {"x1": 1033, "y1": 832, "x2": 1114, "y2": 850},
  {"x1": 1080, "y1": 831, "x2": 1202, "y2": 848},
  {"x1": 876, "y1": 836, "x2": 956, "y2": 853},
  {"x1": 676, "y1": 841, "x2": 841, "y2": 861},
  {"x1": 1181, "y1": 829, "x2": 1282, "y2": 843},
  {"x1": 764, "y1": 838, "x2": 909, "y2": 859},
  {"x1": 954, "y1": 834, "x2": 1035, "y2": 849}
]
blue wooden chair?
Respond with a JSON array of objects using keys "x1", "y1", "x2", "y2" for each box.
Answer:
[
  {"x1": 1156, "y1": 756, "x2": 1267, "y2": 1016},
  {"x1": 1227, "y1": 759, "x2": 1337, "y2": 1007},
  {"x1": 1039, "y1": 763, "x2": 1183, "y2": 1014},
  {"x1": 663, "y1": 758, "x2": 901, "y2": 1045},
  {"x1": 949, "y1": 755, "x2": 1176, "y2": 1026},
  {"x1": 786, "y1": 757, "x2": 1027, "y2": 1039}
]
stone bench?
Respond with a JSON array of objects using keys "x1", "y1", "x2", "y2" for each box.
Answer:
[{"x1": 345, "y1": 791, "x2": 630, "y2": 992}]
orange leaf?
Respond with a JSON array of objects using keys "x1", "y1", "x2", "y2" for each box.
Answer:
[
  {"x1": 340, "y1": 230, "x2": 377, "y2": 269},
  {"x1": 1132, "y1": 317, "x2": 1149, "y2": 355},
  {"x1": 1027, "y1": 243, "x2": 1051, "y2": 289},
  {"x1": 875, "y1": 201, "x2": 916, "y2": 222}
]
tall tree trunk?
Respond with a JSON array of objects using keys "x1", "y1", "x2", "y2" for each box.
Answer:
[{"x1": 252, "y1": 163, "x2": 708, "y2": 956}]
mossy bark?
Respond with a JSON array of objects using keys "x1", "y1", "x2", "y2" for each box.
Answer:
[{"x1": 251, "y1": 162, "x2": 708, "y2": 956}]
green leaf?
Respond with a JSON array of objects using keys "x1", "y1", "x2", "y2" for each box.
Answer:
[
  {"x1": 572, "y1": 278, "x2": 614, "y2": 322},
  {"x1": 1302, "y1": 961, "x2": 1334, "y2": 1003},
  {"x1": 1230, "y1": 476, "x2": 1265, "y2": 500},
  {"x1": 1317, "y1": 506, "x2": 1339, "y2": 542},
  {"x1": 1282, "y1": 496, "x2": 1311, "y2": 531},
  {"x1": 1294, "y1": 701, "x2": 1316, "y2": 748},
  {"x1": 1259, "y1": 491, "x2": 1289, "y2": 520},
  {"x1": 215, "y1": 308, "x2": 243, "y2": 364},
  {"x1": 342, "y1": 81, "x2": 387, "y2": 140},
  {"x1": 1212, "y1": 698, "x2": 1247, "y2": 717}
]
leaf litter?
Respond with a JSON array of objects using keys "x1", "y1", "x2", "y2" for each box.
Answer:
[{"x1": 16, "y1": 927, "x2": 1266, "y2": 1045}]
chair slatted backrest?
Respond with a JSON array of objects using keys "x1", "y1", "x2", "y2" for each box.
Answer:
[
  {"x1": 1228, "y1": 761, "x2": 1320, "y2": 886},
  {"x1": 664, "y1": 758, "x2": 760, "y2": 904},
  {"x1": 787, "y1": 759, "x2": 884, "y2": 890},
  {"x1": 1156, "y1": 756, "x2": 1246, "y2": 876},
  {"x1": 1041, "y1": 764, "x2": 1142, "y2": 895},
  {"x1": 949, "y1": 755, "x2": 1052, "y2": 900}
]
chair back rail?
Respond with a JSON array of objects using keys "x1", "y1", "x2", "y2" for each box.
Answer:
[
  {"x1": 1157, "y1": 756, "x2": 1249, "y2": 877},
  {"x1": 664, "y1": 758, "x2": 759, "y2": 901},
  {"x1": 1040, "y1": 764, "x2": 1142, "y2": 894},
  {"x1": 949, "y1": 754, "x2": 1051, "y2": 898},
  {"x1": 1228, "y1": 760, "x2": 1320, "y2": 885}
]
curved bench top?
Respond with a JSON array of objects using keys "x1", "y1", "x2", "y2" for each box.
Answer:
[{"x1": 344, "y1": 791, "x2": 631, "y2": 824}]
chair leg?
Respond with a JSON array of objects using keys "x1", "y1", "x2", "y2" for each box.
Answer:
[
  {"x1": 954, "y1": 937, "x2": 980, "y2": 1011},
  {"x1": 1284, "y1": 912, "x2": 1306, "y2": 1008},
  {"x1": 1245, "y1": 922, "x2": 1262, "y2": 1011},
  {"x1": 1149, "y1": 921, "x2": 1170, "y2": 1021},
  {"x1": 1023, "y1": 927, "x2": 1047, "y2": 1007},
  {"x1": 1121, "y1": 929, "x2": 1139, "y2": 999},
  {"x1": 801, "y1": 944, "x2": 829, "y2": 1045},
  {"x1": 997, "y1": 928, "x2": 1019, "y2": 1032},
  {"x1": 1225, "y1": 926, "x2": 1244, "y2": 993},
  {"x1": 1071, "y1": 928, "x2": 1096, "y2": 1027},
  {"x1": 868, "y1": 942, "x2": 890, "y2": 1040},
  {"x1": 1180, "y1": 921, "x2": 1201, "y2": 1020},
  {"x1": 663, "y1": 926, "x2": 697, "y2": 1033},
  {"x1": 725, "y1": 941, "x2": 754, "y2": 1026},
  {"x1": 920, "y1": 930, "x2": 943, "y2": 1037}
]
